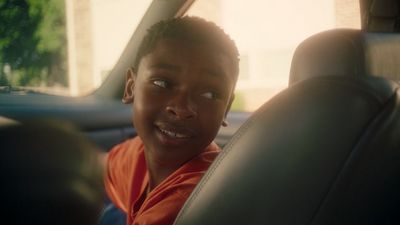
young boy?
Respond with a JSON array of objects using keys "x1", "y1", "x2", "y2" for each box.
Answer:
[{"x1": 104, "y1": 16, "x2": 239, "y2": 225}]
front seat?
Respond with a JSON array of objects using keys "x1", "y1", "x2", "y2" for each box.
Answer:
[{"x1": 173, "y1": 29, "x2": 400, "y2": 225}]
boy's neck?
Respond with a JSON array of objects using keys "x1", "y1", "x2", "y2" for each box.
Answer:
[
  {"x1": 145, "y1": 154, "x2": 184, "y2": 191},
  {"x1": 147, "y1": 165, "x2": 176, "y2": 191},
  {"x1": 143, "y1": 145, "x2": 205, "y2": 191}
]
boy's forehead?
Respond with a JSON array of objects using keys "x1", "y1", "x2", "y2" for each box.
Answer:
[{"x1": 140, "y1": 38, "x2": 237, "y2": 80}]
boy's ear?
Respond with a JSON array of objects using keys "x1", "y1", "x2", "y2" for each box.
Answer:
[
  {"x1": 222, "y1": 94, "x2": 235, "y2": 127},
  {"x1": 122, "y1": 68, "x2": 136, "y2": 104}
]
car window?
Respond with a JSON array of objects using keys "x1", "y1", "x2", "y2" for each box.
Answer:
[
  {"x1": 186, "y1": 0, "x2": 360, "y2": 112},
  {"x1": 0, "y1": 0, "x2": 152, "y2": 96}
]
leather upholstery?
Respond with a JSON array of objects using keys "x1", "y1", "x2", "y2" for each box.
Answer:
[
  {"x1": 289, "y1": 29, "x2": 365, "y2": 85},
  {"x1": 174, "y1": 76, "x2": 400, "y2": 225},
  {"x1": 367, "y1": 0, "x2": 400, "y2": 32},
  {"x1": 174, "y1": 29, "x2": 400, "y2": 225},
  {"x1": 290, "y1": 29, "x2": 400, "y2": 85}
]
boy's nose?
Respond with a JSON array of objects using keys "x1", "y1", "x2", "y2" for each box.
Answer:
[{"x1": 166, "y1": 95, "x2": 197, "y2": 120}]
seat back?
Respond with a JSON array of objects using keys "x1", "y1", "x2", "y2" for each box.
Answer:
[
  {"x1": 174, "y1": 29, "x2": 400, "y2": 225},
  {"x1": 290, "y1": 28, "x2": 400, "y2": 85}
]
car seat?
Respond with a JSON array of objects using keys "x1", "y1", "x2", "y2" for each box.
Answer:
[{"x1": 173, "y1": 29, "x2": 400, "y2": 225}]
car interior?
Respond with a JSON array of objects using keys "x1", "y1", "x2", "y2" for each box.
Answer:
[
  {"x1": 0, "y1": 0, "x2": 399, "y2": 224},
  {"x1": 0, "y1": 0, "x2": 248, "y2": 151},
  {"x1": 174, "y1": 0, "x2": 400, "y2": 224}
]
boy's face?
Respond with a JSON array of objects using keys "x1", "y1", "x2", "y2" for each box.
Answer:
[{"x1": 123, "y1": 38, "x2": 236, "y2": 164}]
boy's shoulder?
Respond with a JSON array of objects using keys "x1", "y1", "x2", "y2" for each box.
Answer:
[
  {"x1": 200, "y1": 142, "x2": 221, "y2": 162},
  {"x1": 178, "y1": 142, "x2": 221, "y2": 174},
  {"x1": 108, "y1": 136, "x2": 145, "y2": 161},
  {"x1": 112, "y1": 135, "x2": 143, "y2": 150}
]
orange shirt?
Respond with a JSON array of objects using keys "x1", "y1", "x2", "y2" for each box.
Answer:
[{"x1": 105, "y1": 136, "x2": 220, "y2": 225}]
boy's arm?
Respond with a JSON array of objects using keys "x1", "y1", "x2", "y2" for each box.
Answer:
[
  {"x1": 102, "y1": 144, "x2": 132, "y2": 213},
  {"x1": 98, "y1": 151, "x2": 128, "y2": 225}
]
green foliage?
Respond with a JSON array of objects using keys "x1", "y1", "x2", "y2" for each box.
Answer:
[
  {"x1": 230, "y1": 91, "x2": 246, "y2": 111},
  {"x1": 0, "y1": 0, "x2": 67, "y2": 87}
]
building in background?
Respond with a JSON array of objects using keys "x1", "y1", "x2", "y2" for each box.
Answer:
[
  {"x1": 65, "y1": 0, "x2": 150, "y2": 96},
  {"x1": 66, "y1": 0, "x2": 93, "y2": 96},
  {"x1": 65, "y1": 0, "x2": 360, "y2": 110},
  {"x1": 189, "y1": 0, "x2": 360, "y2": 110}
]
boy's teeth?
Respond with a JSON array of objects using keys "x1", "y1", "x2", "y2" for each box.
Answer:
[
  {"x1": 176, "y1": 133, "x2": 187, "y2": 138},
  {"x1": 160, "y1": 128, "x2": 188, "y2": 138}
]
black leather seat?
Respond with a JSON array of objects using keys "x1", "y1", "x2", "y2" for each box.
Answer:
[
  {"x1": 290, "y1": 28, "x2": 400, "y2": 84},
  {"x1": 173, "y1": 29, "x2": 400, "y2": 225}
]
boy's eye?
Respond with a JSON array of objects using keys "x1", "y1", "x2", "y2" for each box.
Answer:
[
  {"x1": 201, "y1": 91, "x2": 218, "y2": 100},
  {"x1": 153, "y1": 80, "x2": 168, "y2": 88}
]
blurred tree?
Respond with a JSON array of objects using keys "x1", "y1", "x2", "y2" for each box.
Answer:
[{"x1": 0, "y1": 0, "x2": 67, "y2": 87}]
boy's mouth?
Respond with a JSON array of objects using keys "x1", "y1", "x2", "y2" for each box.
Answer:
[
  {"x1": 155, "y1": 122, "x2": 195, "y2": 140},
  {"x1": 158, "y1": 127, "x2": 191, "y2": 138}
]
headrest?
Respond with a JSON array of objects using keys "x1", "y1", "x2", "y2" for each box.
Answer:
[
  {"x1": 289, "y1": 29, "x2": 400, "y2": 85},
  {"x1": 368, "y1": 0, "x2": 400, "y2": 32},
  {"x1": 370, "y1": 0, "x2": 399, "y2": 18}
]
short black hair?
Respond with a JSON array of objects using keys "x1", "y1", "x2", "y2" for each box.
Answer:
[{"x1": 134, "y1": 16, "x2": 240, "y2": 80}]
